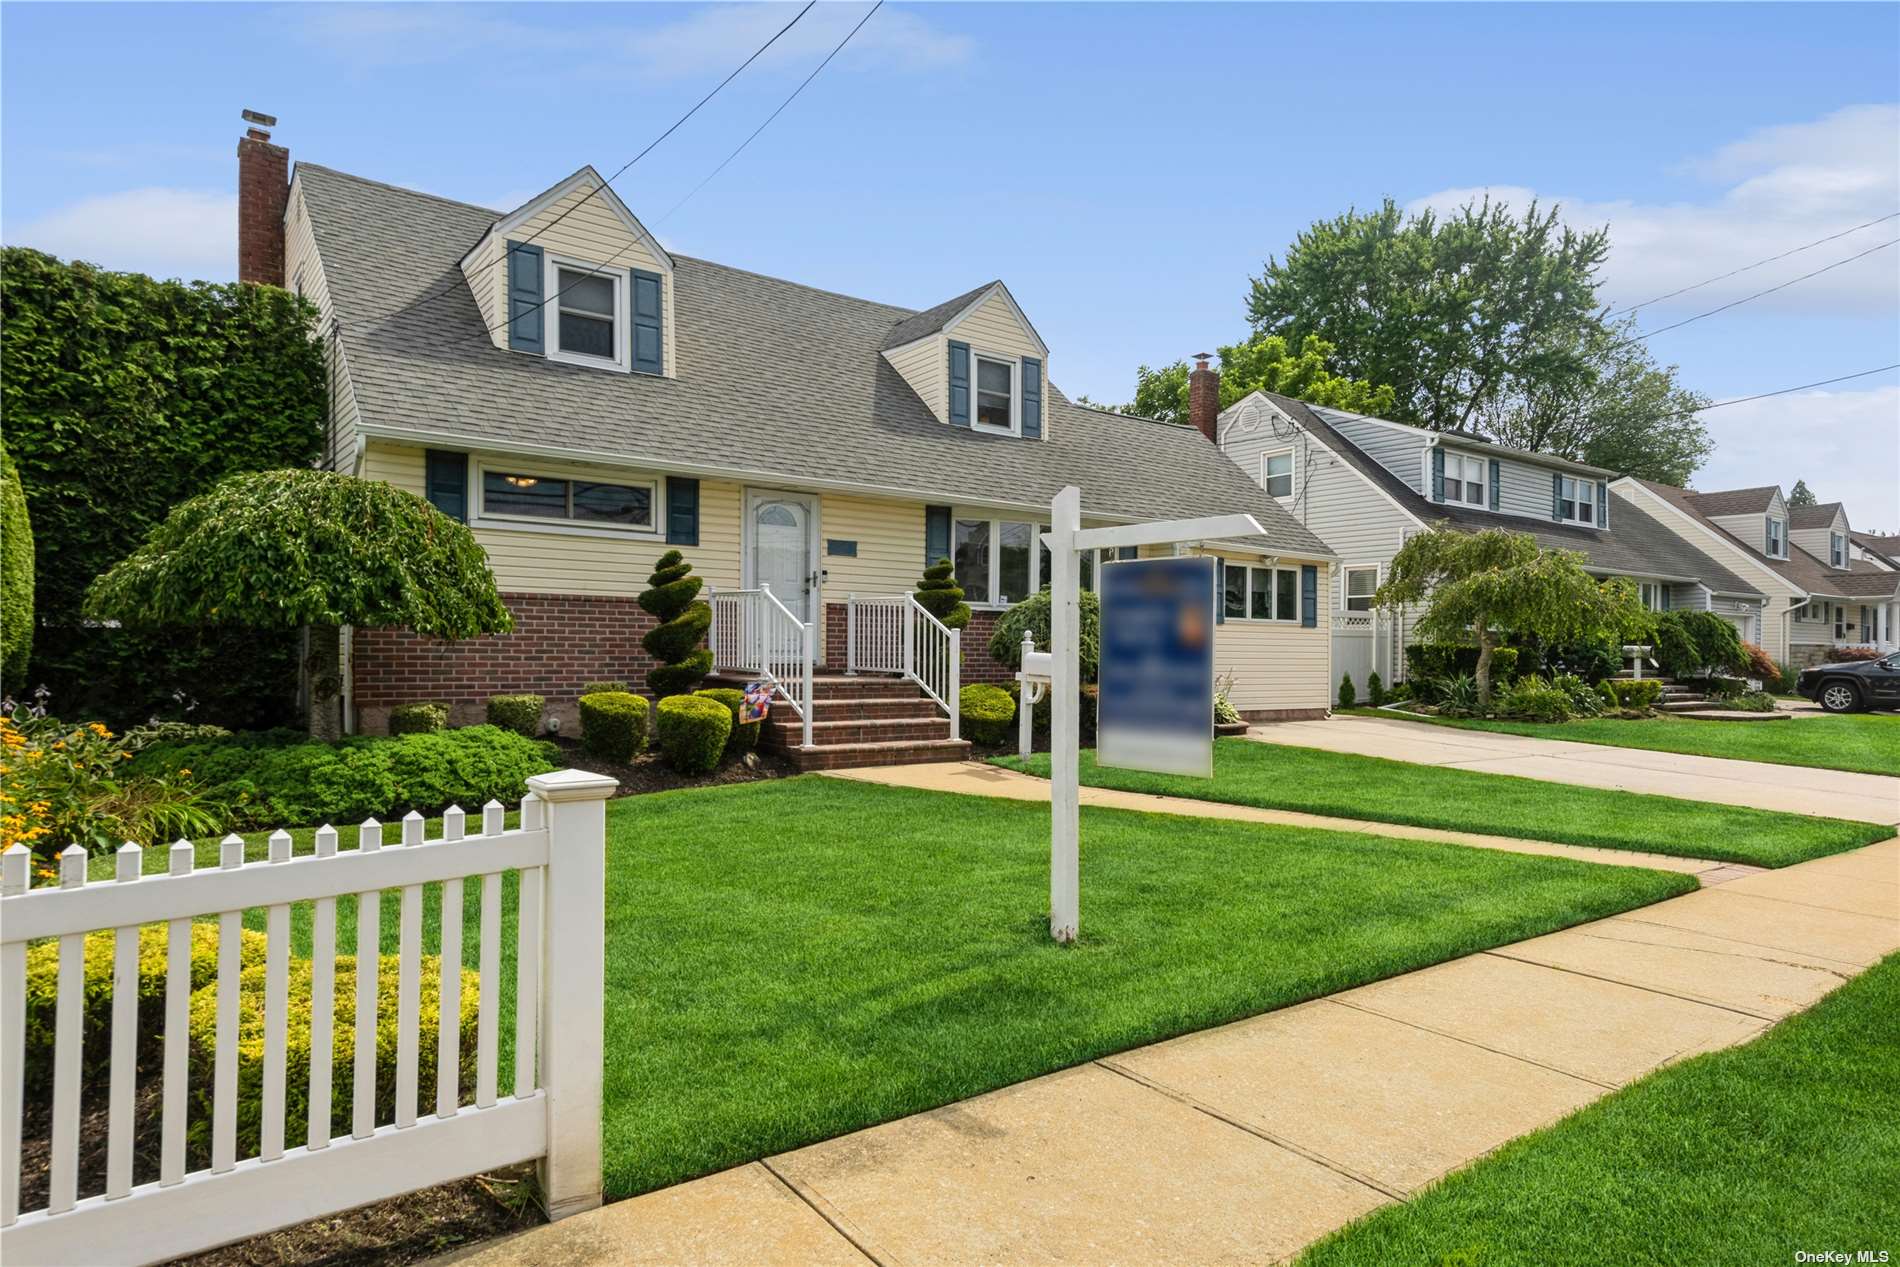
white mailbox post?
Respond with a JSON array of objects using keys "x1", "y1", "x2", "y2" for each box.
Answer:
[
  {"x1": 1016, "y1": 637, "x2": 1052, "y2": 760},
  {"x1": 1039, "y1": 486, "x2": 1264, "y2": 943}
]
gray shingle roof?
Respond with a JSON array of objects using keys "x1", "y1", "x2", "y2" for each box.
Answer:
[
  {"x1": 1687, "y1": 486, "x2": 1779, "y2": 516},
  {"x1": 1258, "y1": 393, "x2": 1764, "y2": 597},
  {"x1": 1633, "y1": 478, "x2": 1867, "y2": 600},
  {"x1": 878, "y1": 281, "x2": 997, "y2": 350},
  {"x1": 1305, "y1": 405, "x2": 1616, "y2": 477},
  {"x1": 297, "y1": 164, "x2": 1330, "y2": 556},
  {"x1": 1787, "y1": 501, "x2": 1844, "y2": 529}
]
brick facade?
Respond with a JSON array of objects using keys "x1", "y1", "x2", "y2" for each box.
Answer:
[
  {"x1": 351, "y1": 593, "x2": 657, "y2": 734},
  {"x1": 237, "y1": 129, "x2": 288, "y2": 287}
]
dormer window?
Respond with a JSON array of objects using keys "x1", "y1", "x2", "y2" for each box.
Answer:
[
  {"x1": 555, "y1": 268, "x2": 617, "y2": 360},
  {"x1": 1766, "y1": 516, "x2": 1786, "y2": 558},
  {"x1": 1559, "y1": 477, "x2": 1597, "y2": 525},
  {"x1": 975, "y1": 356, "x2": 1015, "y2": 431},
  {"x1": 1443, "y1": 453, "x2": 1486, "y2": 507},
  {"x1": 1831, "y1": 532, "x2": 1846, "y2": 567}
]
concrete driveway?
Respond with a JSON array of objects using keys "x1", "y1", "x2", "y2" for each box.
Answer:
[{"x1": 1246, "y1": 715, "x2": 1900, "y2": 825}]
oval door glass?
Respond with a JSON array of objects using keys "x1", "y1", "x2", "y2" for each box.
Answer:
[{"x1": 754, "y1": 499, "x2": 810, "y2": 622}]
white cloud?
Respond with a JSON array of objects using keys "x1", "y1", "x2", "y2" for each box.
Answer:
[
  {"x1": 1694, "y1": 384, "x2": 1900, "y2": 529},
  {"x1": 294, "y1": 2, "x2": 969, "y2": 77},
  {"x1": 1408, "y1": 106, "x2": 1900, "y2": 316},
  {"x1": 4, "y1": 187, "x2": 235, "y2": 282}
]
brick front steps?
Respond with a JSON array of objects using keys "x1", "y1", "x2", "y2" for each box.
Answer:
[{"x1": 704, "y1": 671, "x2": 971, "y2": 771}]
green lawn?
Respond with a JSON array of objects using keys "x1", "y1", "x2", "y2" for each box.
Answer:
[
  {"x1": 1352, "y1": 707, "x2": 1900, "y2": 777},
  {"x1": 1298, "y1": 952, "x2": 1900, "y2": 1266},
  {"x1": 94, "y1": 777, "x2": 1694, "y2": 1198},
  {"x1": 991, "y1": 740, "x2": 1887, "y2": 867}
]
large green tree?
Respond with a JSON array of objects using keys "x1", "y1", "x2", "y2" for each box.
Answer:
[
  {"x1": 1127, "y1": 333, "x2": 1396, "y2": 425},
  {"x1": 1376, "y1": 526, "x2": 1647, "y2": 709},
  {"x1": 1241, "y1": 197, "x2": 1712, "y2": 483},
  {"x1": 86, "y1": 470, "x2": 512, "y2": 741},
  {"x1": 1786, "y1": 480, "x2": 1817, "y2": 508}
]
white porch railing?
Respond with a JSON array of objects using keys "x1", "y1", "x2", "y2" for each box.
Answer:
[
  {"x1": 0, "y1": 769, "x2": 615, "y2": 1267},
  {"x1": 707, "y1": 586, "x2": 814, "y2": 749},
  {"x1": 844, "y1": 594, "x2": 961, "y2": 741}
]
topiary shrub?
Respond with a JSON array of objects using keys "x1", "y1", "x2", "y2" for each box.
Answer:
[
  {"x1": 387, "y1": 702, "x2": 449, "y2": 736},
  {"x1": 1336, "y1": 673, "x2": 1357, "y2": 710},
  {"x1": 580, "y1": 680, "x2": 631, "y2": 697},
  {"x1": 914, "y1": 557, "x2": 971, "y2": 631},
  {"x1": 1366, "y1": 671, "x2": 1386, "y2": 707},
  {"x1": 1, "y1": 438, "x2": 33, "y2": 692},
  {"x1": 24, "y1": 923, "x2": 266, "y2": 1097},
  {"x1": 960, "y1": 684, "x2": 1016, "y2": 746},
  {"x1": 187, "y1": 952, "x2": 477, "y2": 1158},
  {"x1": 1603, "y1": 678, "x2": 1663, "y2": 710},
  {"x1": 655, "y1": 694, "x2": 731, "y2": 774},
  {"x1": 578, "y1": 691, "x2": 649, "y2": 763},
  {"x1": 485, "y1": 694, "x2": 543, "y2": 737},
  {"x1": 639, "y1": 550, "x2": 711, "y2": 698},
  {"x1": 694, "y1": 687, "x2": 759, "y2": 752},
  {"x1": 987, "y1": 589, "x2": 1103, "y2": 682}
]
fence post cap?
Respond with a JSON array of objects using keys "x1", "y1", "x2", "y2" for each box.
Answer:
[{"x1": 526, "y1": 768, "x2": 620, "y2": 803}]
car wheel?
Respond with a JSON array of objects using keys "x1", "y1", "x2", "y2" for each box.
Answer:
[{"x1": 1818, "y1": 680, "x2": 1862, "y2": 714}]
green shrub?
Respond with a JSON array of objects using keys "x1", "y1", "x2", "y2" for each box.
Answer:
[
  {"x1": 1515, "y1": 633, "x2": 1622, "y2": 683},
  {"x1": 1732, "y1": 690, "x2": 1778, "y2": 713},
  {"x1": 960, "y1": 684, "x2": 1016, "y2": 746},
  {"x1": 1774, "y1": 661, "x2": 1799, "y2": 693},
  {"x1": 578, "y1": 692, "x2": 649, "y2": 763},
  {"x1": 1496, "y1": 674, "x2": 1573, "y2": 723},
  {"x1": 129, "y1": 725, "x2": 556, "y2": 831},
  {"x1": 1740, "y1": 641, "x2": 1778, "y2": 684},
  {"x1": 484, "y1": 694, "x2": 543, "y2": 737},
  {"x1": 1706, "y1": 675, "x2": 1747, "y2": 700},
  {"x1": 1, "y1": 439, "x2": 33, "y2": 691},
  {"x1": 1336, "y1": 673, "x2": 1357, "y2": 710},
  {"x1": 387, "y1": 702, "x2": 449, "y2": 736},
  {"x1": 1653, "y1": 610, "x2": 1746, "y2": 679},
  {"x1": 24, "y1": 923, "x2": 265, "y2": 1096},
  {"x1": 693, "y1": 688, "x2": 759, "y2": 752},
  {"x1": 186, "y1": 952, "x2": 477, "y2": 1159},
  {"x1": 1440, "y1": 674, "x2": 1480, "y2": 717},
  {"x1": 1213, "y1": 673, "x2": 1243, "y2": 726},
  {"x1": 1365, "y1": 671, "x2": 1386, "y2": 707},
  {"x1": 1602, "y1": 679, "x2": 1663, "y2": 710},
  {"x1": 1404, "y1": 643, "x2": 1518, "y2": 684},
  {"x1": 580, "y1": 680, "x2": 630, "y2": 697},
  {"x1": 1549, "y1": 672, "x2": 1602, "y2": 716},
  {"x1": 988, "y1": 589, "x2": 1103, "y2": 682},
  {"x1": 639, "y1": 550, "x2": 711, "y2": 698},
  {"x1": 655, "y1": 694, "x2": 731, "y2": 774},
  {"x1": 120, "y1": 720, "x2": 233, "y2": 752},
  {"x1": 914, "y1": 557, "x2": 971, "y2": 631}
]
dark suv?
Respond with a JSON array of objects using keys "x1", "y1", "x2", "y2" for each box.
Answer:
[{"x1": 1796, "y1": 653, "x2": 1900, "y2": 713}]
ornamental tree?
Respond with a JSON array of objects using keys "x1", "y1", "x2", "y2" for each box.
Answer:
[
  {"x1": 639, "y1": 549, "x2": 711, "y2": 698},
  {"x1": 85, "y1": 469, "x2": 511, "y2": 741},
  {"x1": 913, "y1": 557, "x2": 971, "y2": 631},
  {"x1": 1376, "y1": 526, "x2": 1646, "y2": 710}
]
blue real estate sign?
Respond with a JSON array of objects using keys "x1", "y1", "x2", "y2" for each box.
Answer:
[{"x1": 1097, "y1": 555, "x2": 1216, "y2": 778}]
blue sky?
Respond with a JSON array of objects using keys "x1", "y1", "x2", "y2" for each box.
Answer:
[{"x1": 5, "y1": 2, "x2": 1897, "y2": 522}]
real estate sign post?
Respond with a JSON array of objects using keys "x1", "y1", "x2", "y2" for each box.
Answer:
[{"x1": 1042, "y1": 487, "x2": 1262, "y2": 944}]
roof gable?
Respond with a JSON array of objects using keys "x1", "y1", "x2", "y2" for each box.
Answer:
[
  {"x1": 481, "y1": 166, "x2": 673, "y2": 275},
  {"x1": 882, "y1": 280, "x2": 1048, "y2": 357}
]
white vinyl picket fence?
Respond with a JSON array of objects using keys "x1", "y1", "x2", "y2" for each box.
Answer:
[{"x1": 0, "y1": 768, "x2": 615, "y2": 1267}]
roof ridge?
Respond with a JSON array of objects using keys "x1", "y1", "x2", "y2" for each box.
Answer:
[{"x1": 671, "y1": 253, "x2": 917, "y2": 319}]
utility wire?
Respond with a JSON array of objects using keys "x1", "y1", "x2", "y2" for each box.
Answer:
[
  {"x1": 1606, "y1": 210, "x2": 1900, "y2": 316},
  {"x1": 443, "y1": 0, "x2": 881, "y2": 350},
  {"x1": 1608, "y1": 237, "x2": 1897, "y2": 352},
  {"x1": 657, "y1": 0, "x2": 884, "y2": 225},
  {"x1": 342, "y1": 1, "x2": 815, "y2": 330},
  {"x1": 1689, "y1": 364, "x2": 1898, "y2": 414}
]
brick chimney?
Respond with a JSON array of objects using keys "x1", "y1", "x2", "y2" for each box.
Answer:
[
  {"x1": 237, "y1": 109, "x2": 288, "y2": 287},
  {"x1": 1188, "y1": 352, "x2": 1220, "y2": 444}
]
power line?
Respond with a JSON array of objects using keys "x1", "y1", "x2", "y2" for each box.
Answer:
[
  {"x1": 658, "y1": 1, "x2": 884, "y2": 226},
  {"x1": 1608, "y1": 237, "x2": 1897, "y2": 352},
  {"x1": 442, "y1": 0, "x2": 882, "y2": 350},
  {"x1": 342, "y1": 1, "x2": 815, "y2": 330},
  {"x1": 1607, "y1": 210, "x2": 1900, "y2": 316},
  {"x1": 1690, "y1": 364, "x2": 1898, "y2": 414}
]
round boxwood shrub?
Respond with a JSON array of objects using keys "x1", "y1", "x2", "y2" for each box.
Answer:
[
  {"x1": 485, "y1": 693, "x2": 543, "y2": 737},
  {"x1": 387, "y1": 702, "x2": 449, "y2": 736},
  {"x1": 960, "y1": 683, "x2": 1016, "y2": 746},
  {"x1": 578, "y1": 691, "x2": 650, "y2": 763},
  {"x1": 693, "y1": 687, "x2": 759, "y2": 752},
  {"x1": 580, "y1": 680, "x2": 630, "y2": 697},
  {"x1": 656, "y1": 694, "x2": 732, "y2": 774}
]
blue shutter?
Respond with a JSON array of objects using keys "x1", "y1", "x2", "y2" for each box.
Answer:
[
  {"x1": 925, "y1": 505, "x2": 951, "y2": 566},
  {"x1": 947, "y1": 341, "x2": 971, "y2": 426},
  {"x1": 1488, "y1": 459, "x2": 1501, "y2": 511},
  {"x1": 1215, "y1": 559, "x2": 1226, "y2": 625},
  {"x1": 1660, "y1": 585, "x2": 1671, "y2": 612},
  {"x1": 506, "y1": 241, "x2": 544, "y2": 354},
  {"x1": 1553, "y1": 473, "x2": 1564, "y2": 521},
  {"x1": 1301, "y1": 565, "x2": 1318, "y2": 627},
  {"x1": 1596, "y1": 482, "x2": 1607, "y2": 531},
  {"x1": 665, "y1": 476, "x2": 699, "y2": 546},
  {"x1": 630, "y1": 268, "x2": 663, "y2": 374},
  {"x1": 1021, "y1": 357, "x2": 1042, "y2": 439},
  {"x1": 424, "y1": 450, "x2": 467, "y2": 522},
  {"x1": 1430, "y1": 448, "x2": 1445, "y2": 502},
  {"x1": 1118, "y1": 546, "x2": 1138, "y2": 561}
]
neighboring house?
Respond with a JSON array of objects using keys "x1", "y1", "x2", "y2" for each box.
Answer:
[
  {"x1": 1614, "y1": 481, "x2": 1900, "y2": 666},
  {"x1": 1212, "y1": 387, "x2": 1767, "y2": 692},
  {"x1": 1849, "y1": 530, "x2": 1900, "y2": 572},
  {"x1": 239, "y1": 125, "x2": 1337, "y2": 761}
]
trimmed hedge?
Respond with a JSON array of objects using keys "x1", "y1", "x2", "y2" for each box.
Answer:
[
  {"x1": 961, "y1": 684, "x2": 1016, "y2": 746},
  {"x1": 580, "y1": 680, "x2": 631, "y2": 697},
  {"x1": 693, "y1": 687, "x2": 759, "y2": 752},
  {"x1": 187, "y1": 953, "x2": 477, "y2": 1159},
  {"x1": 1602, "y1": 678, "x2": 1663, "y2": 709},
  {"x1": 1404, "y1": 643, "x2": 1519, "y2": 684},
  {"x1": 129, "y1": 725, "x2": 557, "y2": 830},
  {"x1": 1, "y1": 439, "x2": 32, "y2": 690},
  {"x1": 656, "y1": 695, "x2": 731, "y2": 773},
  {"x1": 485, "y1": 694, "x2": 544, "y2": 737},
  {"x1": 579, "y1": 692, "x2": 649, "y2": 763},
  {"x1": 387, "y1": 702, "x2": 448, "y2": 736}
]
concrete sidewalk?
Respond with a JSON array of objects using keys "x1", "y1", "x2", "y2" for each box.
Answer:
[
  {"x1": 1246, "y1": 715, "x2": 1900, "y2": 824},
  {"x1": 450, "y1": 843, "x2": 1897, "y2": 1267}
]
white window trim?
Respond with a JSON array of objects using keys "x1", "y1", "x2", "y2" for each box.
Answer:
[
  {"x1": 1441, "y1": 450, "x2": 1488, "y2": 510},
  {"x1": 1638, "y1": 581, "x2": 1666, "y2": 613},
  {"x1": 1830, "y1": 532, "x2": 1846, "y2": 568},
  {"x1": 954, "y1": 514, "x2": 1044, "y2": 608},
  {"x1": 968, "y1": 348, "x2": 1022, "y2": 436},
  {"x1": 1766, "y1": 516, "x2": 1786, "y2": 559},
  {"x1": 1223, "y1": 562, "x2": 1304, "y2": 623},
  {"x1": 472, "y1": 458, "x2": 661, "y2": 540},
  {"x1": 1559, "y1": 476, "x2": 1599, "y2": 526},
  {"x1": 544, "y1": 252, "x2": 630, "y2": 373},
  {"x1": 1261, "y1": 447, "x2": 1296, "y2": 500},
  {"x1": 1342, "y1": 564, "x2": 1379, "y2": 612}
]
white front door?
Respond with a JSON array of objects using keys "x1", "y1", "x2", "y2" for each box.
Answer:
[{"x1": 746, "y1": 491, "x2": 818, "y2": 625}]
